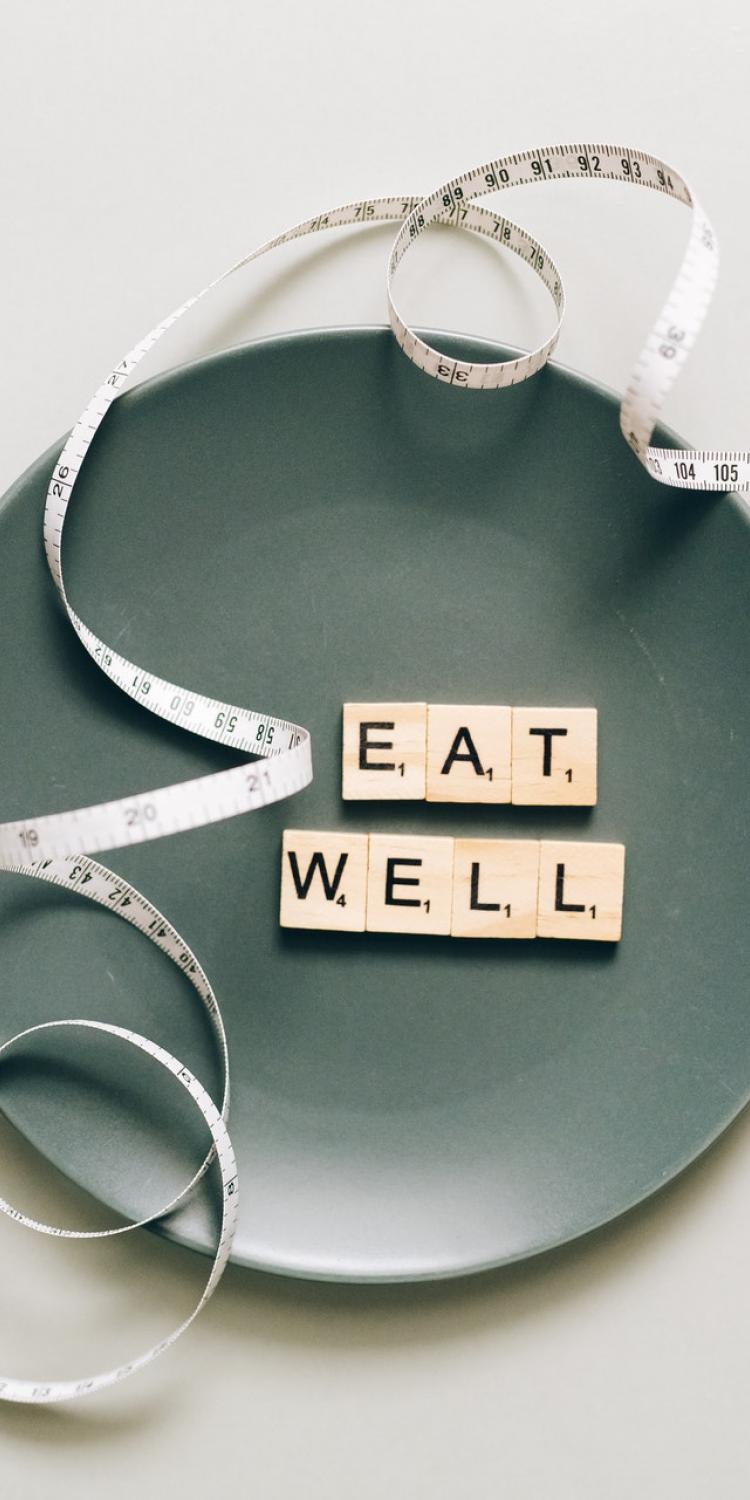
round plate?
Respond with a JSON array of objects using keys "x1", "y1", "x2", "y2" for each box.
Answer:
[{"x1": 0, "y1": 327, "x2": 747, "y2": 1281}]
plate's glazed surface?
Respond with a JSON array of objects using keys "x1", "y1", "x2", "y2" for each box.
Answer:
[{"x1": 0, "y1": 326, "x2": 747, "y2": 1280}]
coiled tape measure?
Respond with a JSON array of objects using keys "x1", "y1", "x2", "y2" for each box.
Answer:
[{"x1": 0, "y1": 143, "x2": 746, "y2": 1403}]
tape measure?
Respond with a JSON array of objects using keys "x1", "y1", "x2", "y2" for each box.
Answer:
[
  {"x1": 0, "y1": 142, "x2": 745, "y2": 1403},
  {"x1": 0, "y1": 1018, "x2": 238, "y2": 1404}
]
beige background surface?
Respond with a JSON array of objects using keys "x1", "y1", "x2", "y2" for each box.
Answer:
[{"x1": 1, "y1": 2, "x2": 748, "y2": 1494}]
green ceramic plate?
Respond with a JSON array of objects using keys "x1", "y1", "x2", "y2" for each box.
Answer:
[{"x1": 0, "y1": 327, "x2": 747, "y2": 1281}]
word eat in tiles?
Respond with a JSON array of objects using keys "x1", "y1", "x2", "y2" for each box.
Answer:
[
  {"x1": 280, "y1": 831, "x2": 626, "y2": 942},
  {"x1": 341, "y1": 702, "x2": 598, "y2": 805}
]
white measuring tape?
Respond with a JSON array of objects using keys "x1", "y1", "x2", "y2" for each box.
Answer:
[
  {"x1": 0, "y1": 142, "x2": 745, "y2": 1403},
  {"x1": 0, "y1": 1019, "x2": 238, "y2": 1404}
]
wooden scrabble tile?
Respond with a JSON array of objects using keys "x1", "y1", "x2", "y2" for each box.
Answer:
[
  {"x1": 280, "y1": 829, "x2": 369, "y2": 932},
  {"x1": 512, "y1": 707, "x2": 597, "y2": 805},
  {"x1": 426, "y1": 704, "x2": 512, "y2": 803},
  {"x1": 366, "y1": 833, "x2": 454, "y2": 936},
  {"x1": 342, "y1": 702, "x2": 427, "y2": 800},
  {"x1": 537, "y1": 841, "x2": 625, "y2": 941},
  {"x1": 451, "y1": 838, "x2": 540, "y2": 938}
]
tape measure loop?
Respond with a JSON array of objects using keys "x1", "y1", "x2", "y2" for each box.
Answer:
[
  {"x1": 0, "y1": 1018, "x2": 238, "y2": 1404},
  {"x1": 385, "y1": 144, "x2": 747, "y2": 490},
  {"x1": 1, "y1": 855, "x2": 230, "y2": 1218}
]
